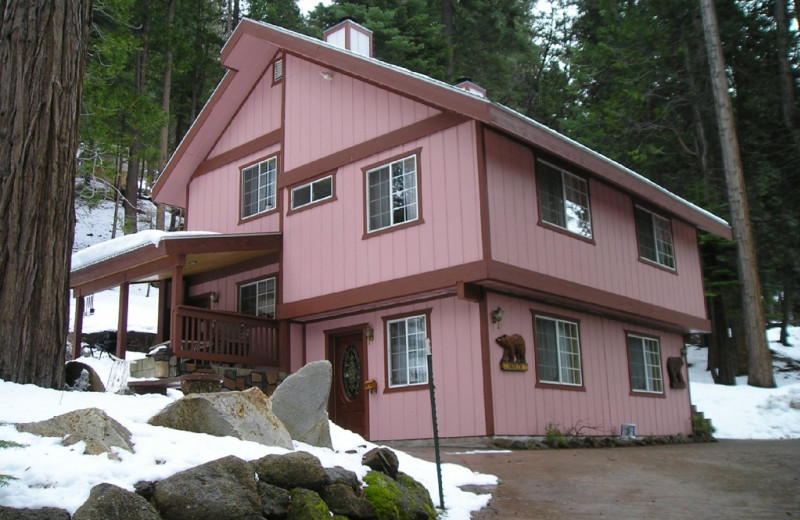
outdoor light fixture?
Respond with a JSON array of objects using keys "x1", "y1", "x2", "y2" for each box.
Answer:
[
  {"x1": 491, "y1": 307, "x2": 504, "y2": 327},
  {"x1": 364, "y1": 324, "x2": 374, "y2": 343}
]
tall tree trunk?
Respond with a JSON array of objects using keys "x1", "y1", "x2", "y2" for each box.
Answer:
[
  {"x1": 774, "y1": 0, "x2": 800, "y2": 155},
  {"x1": 700, "y1": 0, "x2": 775, "y2": 388},
  {"x1": 156, "y1": 0, "x2": 176, "y2": 231},
  {"x1": 0, "y1": 0, "x2": 91, "y2": 388},
  {"x1": 780, "y1": 280, "x2": 791, "y2": 346}
]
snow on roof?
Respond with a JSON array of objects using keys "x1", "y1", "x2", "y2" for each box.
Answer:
[{"x1": 71, "y1": 230, "x2": 219, "y2": 272}]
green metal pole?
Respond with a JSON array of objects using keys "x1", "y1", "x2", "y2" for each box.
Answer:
[{"x1": 426, "y1": 338, "x2": 445, "y2": 510}]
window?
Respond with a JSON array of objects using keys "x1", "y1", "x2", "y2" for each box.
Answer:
[
  {"x1": 627, "y1": 334, "x2": 663, "y2": 393},
  {"x1": 241, "y1": 157, "x2": 277, "y2": 219},
  {"x1": 537, "y1": 160, "x2": 592, "y2": 238},
  {"x1": 387, "y1": 314, "x2": 428, "y2": 388},
  {"x1": 634, "y1": 205, "x2": 675, "y2": 269},
  {"x1": 534, "y1": 316, "x2": 582, "y2": 386},
  {"x1": 366, "y1": 154, "x2": 418, "y2": 232},
  {"x1": 291, "y1": 175, "x2": 333, "y2": 210},
  {"x1": 239, "y1": 277, "x2": 276, "y2": 318}
]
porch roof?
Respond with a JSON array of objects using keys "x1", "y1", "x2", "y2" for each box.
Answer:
[{"x1": 70, "y1": 232, "x2": 281, "y2": 296}]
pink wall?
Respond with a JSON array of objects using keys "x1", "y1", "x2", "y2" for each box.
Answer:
[
  {"x1": 281, "y1": 122, "x2": 483, "y2": 303},
  {"x1": 485, "y1": 130, "x2": 707, "y2": 320},
  {"x1": 486, "y1": 292, "x2": 692, "y2": 437},
  {"x1": 188, "y1": 264, "x2": 279, "y2": 313},
  {"x1": 303, "y1": 296, "x2": 487, "y2": 441},
  {"x1": 209, "y1": 69, "x2": 283, "y2": 158},
  {"x1": 282, "y1": 55, "x2": 441, "y2": 172},
  {"x1": 187, "y1": 147, "x2": 281, "y2": 233}
]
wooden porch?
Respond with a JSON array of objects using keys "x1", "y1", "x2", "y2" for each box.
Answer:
[{"x1": 70, "y1": 232, "x2": 287, "y2": 372}]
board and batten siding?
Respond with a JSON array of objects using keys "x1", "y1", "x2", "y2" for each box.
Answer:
[
  {"x1": 207, "y1": 66, "x2": 283, "y2": 159},
  {"x1": 281, "y1": 122, "x2": 483, "y2": 303},
  {"x1": 484, "y1": 130, "x2": 707, "y2": 320},
  {"x1": 188, "y1": 264, "x2": 279, "y2": 313},
  {"x1": 486, "y1": 293, "x2": 692, "y2": 437},
  {"x1": 186, "y1": 146, "x2": 281, "y2": 233},
  {"x1": 304, "y1": 296, "x2": 487, "y2": 441},
  {"x1": 282, "y1": 55, "x2": 441, "y2": 172}
]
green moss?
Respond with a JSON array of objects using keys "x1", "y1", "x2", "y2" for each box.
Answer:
[
  {"x1": 363, "y1": 471, "x2": 436, "y2": 520},
  {"x1": 287, "y1": 488, "x2": 331, "y2": 520}
]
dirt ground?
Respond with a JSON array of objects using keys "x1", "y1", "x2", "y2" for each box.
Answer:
[{"x1": 402, "y1": 439, "x2": 800, "y2": 519}]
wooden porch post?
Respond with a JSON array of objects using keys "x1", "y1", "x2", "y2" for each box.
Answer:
[
  {"x1": 279, "y1": 320, "x2": 290, "y2": 374},
  {"x1": 117, "y1": 282, "x2": 129, "y2": 359},
  {"x1": 156, "y1": 280, "x2": 167, "y2": 344},
  {"x1": 73, "y1": 294, "x2": 85, "y2": 359},
  {"x1": 170, "y1": 257, "x2": 185, "y2": 352}
]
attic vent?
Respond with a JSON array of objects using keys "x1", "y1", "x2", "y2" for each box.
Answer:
[
  {"x1": 273, "y1": 58, "x2": 284, "y2": 82},
  {"x1": 323, "y1": 18, "x2": 373, "y2": 58},
  {"x1": 454, "y1": 77, "x2": 486, "y2": 98}
]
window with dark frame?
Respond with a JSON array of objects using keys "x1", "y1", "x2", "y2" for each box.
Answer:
[
  {"x1": 366, "y1": 154, "x2": 418, "y2": 233},
  {"x1": 387, "y1": 314, "x2": 428, "y2": 388},
  {"x1": 634, "y1": 205, "x2": 675, "y2": 269},
  {"x1": 290, "y1": 175, "x2": 333, "y2": 210},
  {"x1": 534, "y1": 315, "x2": 583, "y2": 386},
  {"x1": 239, "y1": 277, "x2": 276, "y2": 318},
  {"x1": 627, "y1": 333, "x2": 664, "y2": 393},
  {"x1": 537, "y1": 160, "x2": 592, "y2": 238},
  {"x1": 241, "y1": 157, "x2": 277, "y2": 219}
]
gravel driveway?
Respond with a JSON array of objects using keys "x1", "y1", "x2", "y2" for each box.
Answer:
[{"x1": 402, "y1": 439, "x2": 800, "y2": 519}]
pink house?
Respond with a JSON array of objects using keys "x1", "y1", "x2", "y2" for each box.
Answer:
[{"x1": 71, "y1": 19, "x2": 732, "y2": 442}]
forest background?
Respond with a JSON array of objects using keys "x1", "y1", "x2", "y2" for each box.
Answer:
[{"x1": 79, "y1": 0, "x2": 800, "y2": 383}]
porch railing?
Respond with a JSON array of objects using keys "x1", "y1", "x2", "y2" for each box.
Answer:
[{"x1": 174, "y1": 305, "x2": 280, "y2": 367}]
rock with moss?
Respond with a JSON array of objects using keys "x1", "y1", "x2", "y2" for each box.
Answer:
[
  {"x1": 258, "y1": 482, "x2": 290, "y2": 519},
  {"x1": 286, "y1": 488, "x2": 331, "y2": 520},
  {"x1": 363, "y1": 471, "x2": 436, "y2": 520},
  {"x1": 320, "y1": 482, "x2": 376, "y2": 519}
]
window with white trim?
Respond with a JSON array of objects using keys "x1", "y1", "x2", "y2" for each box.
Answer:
[
  {"x1": 387, "y1": 314, "x2": 428, "y2": 387},
  {"x1": 366, "y1": 154, "x2": 418, "y2": 232},
  {"x1": 241, "y1": 157, "x2": 277, "y2": 219},
  {"x1": 537, "y1": 160, "x2": 592, "y2": 238},
  {"x1": 239, "y1": 277, "x2": 276, "y2": 318},
  {"x1": 634, "y1": 205, "x2": 675, "y2": 269},
  {"x1": 291, "y1": 175, "x2": 333, "y2": 210},
  {"x1": 534, "y1": 316, "x2": 582, "y2": 385},
  {"x1": 627, "y1": 333, "x2": 663, "y2": 393}
]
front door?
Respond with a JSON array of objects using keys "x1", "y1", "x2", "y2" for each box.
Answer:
[{"x1": 330, "y1": 332, "x2": 368, "y2": 438}]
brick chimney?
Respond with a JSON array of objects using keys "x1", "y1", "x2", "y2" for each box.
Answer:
[{"x1": 324, "y1": 18, "x2": 373, "y2": 58}]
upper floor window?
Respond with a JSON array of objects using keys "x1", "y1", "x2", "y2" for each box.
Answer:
[
  {"x1": 534, "y1": 315, "x2": 582, "y2": 386},
  {"x1": 366, "y1": 154, "x2": 418, "y2": 233},
  {"x1": 291, "y1": 175, "x2": 333, "y2": 210},
  {"x1": 241, "y1": 157, "x2": 277, "y2": 219},
  {"x1": 239, "y1": 277, "x2": 276, "y2": 318},
  {"x1": 273, "y1": 58, "x2": 284, "y2": 83},
  {"x1": 386, "y1": 314, "x2": 428, "y2": 388},
  {"x1": 537, "y1": 160, "x2": 592, "y2": 239},
  {"x1": 627, "y1": 333, "x2": 663, "y2": 394},
  {"x1": 634, "y1": 205, "x2": 675, "y2": 269}
]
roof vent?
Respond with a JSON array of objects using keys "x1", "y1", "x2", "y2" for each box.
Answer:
[
  {"x1": 455, "y1": 76, "x2": 487, "y2": 98},
  {"x1": 323, "y1": 18, "x2": 373, "y2": 58}
]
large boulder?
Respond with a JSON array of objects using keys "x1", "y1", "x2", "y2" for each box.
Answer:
[
  {"x1": 363, "y1": 471, "x2": 436, "y2": 520},
  {"x1": 251, "y1": 451, "x2": 328, "y2": 491},
  {"x1": 72, "y1": 483, "x2": 161, "y2": 520},
  {"x1": 15, "y1": 408, "x2": 133, "y2": 460},
  {"x1": 153, "y1": 455, "x2": 261, "y2": 520},
  {"x1": 147, "y1": 387, "x2": 293, "y2": 449},
  {"x1": 270, "y1": 360, "x2": 333, "y2": 448},
  {"x1": 286, "y1": 488, "x2": 331, "y2": 520},
  {"x1": 0, "y1": 507, "x2": 70, "y2": 520}
]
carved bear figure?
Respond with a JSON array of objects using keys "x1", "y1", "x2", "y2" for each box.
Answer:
[
  {"x1": 495, "y1": 334, "x2": 526, "y2": 364},
  {"x1": 666, "y1": 356, "x2": 687, "y2": 389}
]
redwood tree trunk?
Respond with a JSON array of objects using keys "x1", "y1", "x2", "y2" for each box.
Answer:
[
  {"x1": 700, "y1": 0, "x2": 775, "y2": 388},
  {"x1": 0, "y1": 0, "x2": 91, "y2": 387}
]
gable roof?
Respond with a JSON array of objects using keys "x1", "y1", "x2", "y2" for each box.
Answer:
[{"x1": 154, "y1": 18, "x2": 732, "y2": 240}]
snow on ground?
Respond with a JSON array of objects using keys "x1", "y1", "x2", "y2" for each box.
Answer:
[{"x1": 687, "y1": 330, "x2": 800, "y2": 440}]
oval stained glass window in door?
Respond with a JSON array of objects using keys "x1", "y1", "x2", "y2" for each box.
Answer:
[{"x1": 342, "y1": 344, "x2": 361, "y2": 401}]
